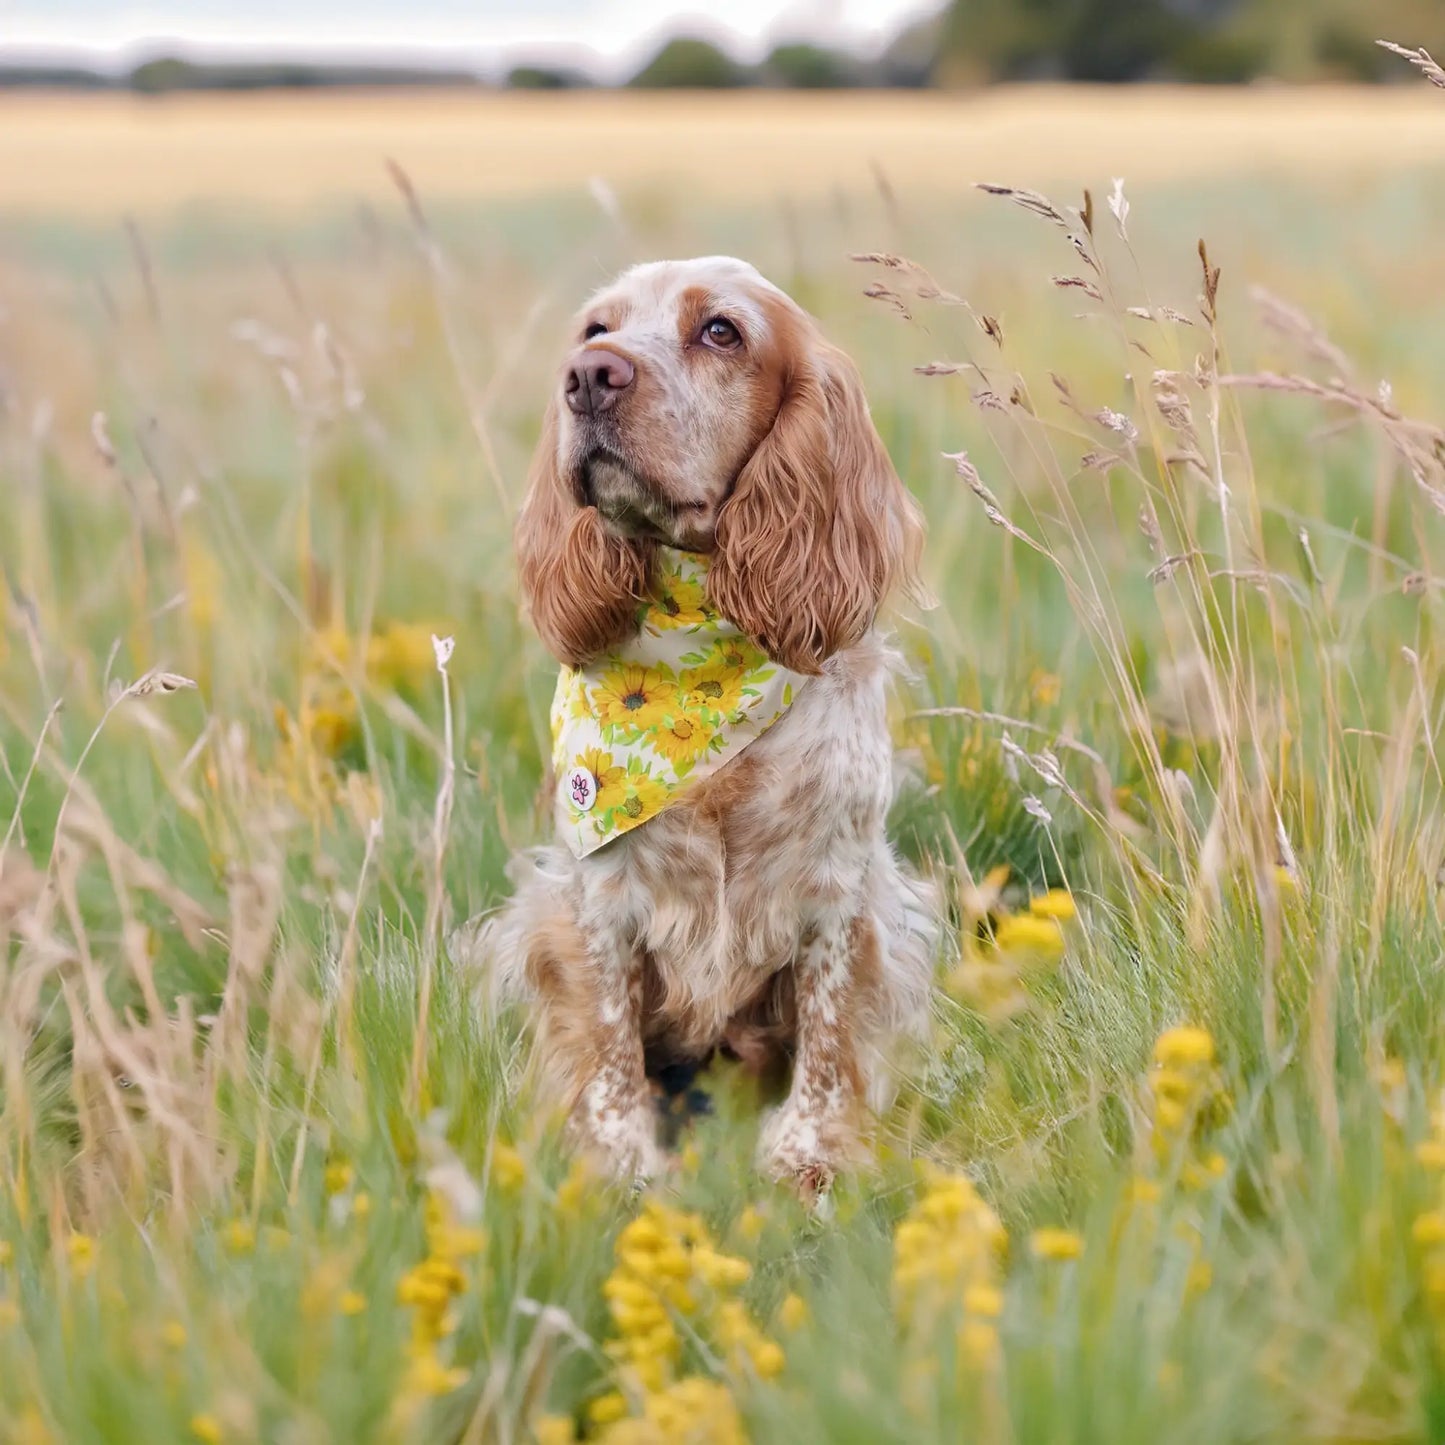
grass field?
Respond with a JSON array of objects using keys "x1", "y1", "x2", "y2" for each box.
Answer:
[
  {"x1": 5, "y1": 82, "x2": 1445, "y2": 1442},
  {"x1": 7, "y1": 85, "x2": 1445, "y2": 213}
]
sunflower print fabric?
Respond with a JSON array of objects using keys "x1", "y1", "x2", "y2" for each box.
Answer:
[{"x1": 550, "y1": 548, "x2": 810, "y2": 858}]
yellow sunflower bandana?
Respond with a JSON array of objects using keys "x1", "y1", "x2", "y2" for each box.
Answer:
[{"x1": 550, "y1": 548, "x2": 809, "y2": 858}]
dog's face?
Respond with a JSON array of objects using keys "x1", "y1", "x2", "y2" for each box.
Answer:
[
  {"x1": 516, "y1": 256, "x2": 926, "y2": 674},
  {"x1": 553, "y1": 256, "x2": 791, "y2": 551}
]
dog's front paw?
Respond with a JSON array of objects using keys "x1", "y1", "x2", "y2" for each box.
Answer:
[
  {"x1": 574, "y1": 1089, "x2": 668, "y2": 1186},
  {"x1": 758, "y1": 1106, "x2": 849, "y2": 1206}
]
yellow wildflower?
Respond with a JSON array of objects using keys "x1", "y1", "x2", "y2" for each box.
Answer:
[
  {"x1": 189, "y1": 1415, "x2": 222, "y2": 1444},
  {"x1": 963, "y1": 1283, "x2": 1004, "y2": 1318},
  {"x1": 533, "y1": 1416, "x2": 577, "y2": 1445},
  {"x1": 1153, "y1": 1027, "x2": 1215, "y2": 1068},
  {"x1": 324, "y1": 1161, "x2": 354, "y2": 1195},
  {"x1": 734, "y1": 1205, "x2": 765, "y2": 1244},
  {"x1": 161, "y1": 1320, "x2": 188, "y2": 1350},
  {"x1": 406, "y1": 1354, "x2": 469, "y2": 1396},
  {"x1": 66, "y1": 1233, "x2": 95, "y2": 1278},
  {"x1": 491, "y1": 1143, "x2": 526, "y2": 1193},
  {"x1": 1414, "y1": 1212, "x2": 1445, "y2": 1246},
  {"x1": 353, "y1": 1192, "x2": 373, "y2": 1221},
  {"x1": 992, "y1": 914, "x2": 1066, "y2": 958},
  {"x1": 694, "y1": 1249, "x2": 750, "y2": 1290},
  {"x1": 778, "y1": 1292, "x2": 808, "y2": 1331},
  {"x1": 587, "y1": 1393, "x2": 630, "y2": 1428},
  {"x1": 1154, "y1": 1095, "x2": 1188, "y2": 1134},
  {"x1": 311, "y1": 625, "x2": 352, "y2": 669},
  {"x1": 222, "y1": 1221, "x2": 255, "y2": 1256},
  {"x1": 599, "y1": 1198, "x2": 777, "y2": 1409},
  {"x1": 597, "y1": 1376, "x2": 747, "y2": 1445},
  {"x1": 1030, "y1": 670, "x2": 1061, "y2": 706},
  {"x1": 398, "y1": 1255, "x2": 466, "y2": 1347},
  {"x1": 1150, "y1": 1067, "x2": 1199, "y2": 1105},
  {"x1": 1127, "y1": 1176, "x2": 1162, "y2": 1204},
  {"x1": 1028, "y1": 888, "x2": 1077, "y2": 920},
  {"x1": 1030, "y1": 1228, "x2": 1084, "y2": 1261},
  {"x1": 338, "y1": 1290, "x2": 366, "y2": 1316},
  {"x1": 893, "y1": 1169, "x2": 1007, "y2": 1354},
  {"x1": 715, "y1": 1297, "x2": 783, "y2": 1378},
  {"x1": 300, "y1": 696, "x2": 357, "y2": 758},
  {"x1": 1425, "y1": 1259, "x2": 1445, "y2": 1299},
  {"x1": 366, "y1": 622, "x2": 436, "y2": 693},
  {"x1": 1181, "y1": 1152, "x2": 1229, "y2": 1189}
]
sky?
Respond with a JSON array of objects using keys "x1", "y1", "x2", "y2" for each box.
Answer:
[{"x1": 0, "y1": 0, "x2": 946, "y2": 78}]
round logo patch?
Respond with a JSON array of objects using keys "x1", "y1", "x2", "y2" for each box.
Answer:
[{"x1": 565, "y1": 766, "x2": 597, "y2": 813}]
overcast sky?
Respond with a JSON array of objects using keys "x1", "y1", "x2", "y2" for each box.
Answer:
[{"x1": 0, "y1": 1, "x2": 945, "y2": 77}]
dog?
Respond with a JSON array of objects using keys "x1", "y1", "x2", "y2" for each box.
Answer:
[{"x1": 477, "y1": 256, "x2": 938, "y2": 1194}]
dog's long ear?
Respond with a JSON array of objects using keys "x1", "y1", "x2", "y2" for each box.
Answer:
[
  {"x1": 708, "y1": 336, "x2": 925, "y2": 675},
  {"x1": 514, "y1": 396, "x2": 653, "y2": 667}
]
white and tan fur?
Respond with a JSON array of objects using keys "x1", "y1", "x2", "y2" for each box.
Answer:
[{"x1": 475, "y1": 257, "x2": 938, "y2": 1192}]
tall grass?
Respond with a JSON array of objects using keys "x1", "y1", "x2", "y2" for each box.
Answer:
[{"x1": 3, "y1": 79, "x2": 1445, "y2": 1441}]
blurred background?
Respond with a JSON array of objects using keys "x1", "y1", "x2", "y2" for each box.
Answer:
[{"x1": 5, "y1": 0, "x2": 1445, "y2": 215}]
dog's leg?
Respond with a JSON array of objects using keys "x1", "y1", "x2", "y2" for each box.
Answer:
[
  {"x1": 510, "y1": 901, "x2": 665, "y2": 1184},
  {"x1": 565, "y1": 929, "x2": 666, "y2": 1183},
  {"x1": 758, "y1": 911, "x2": 872, "y2": 1197}
]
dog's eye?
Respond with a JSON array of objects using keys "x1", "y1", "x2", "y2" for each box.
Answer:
[
  {"x1": 701, "y1": 317, "x2": 741, "y2": 351},
  {"x1": 583, "y1": 321, "x2": 608, "y2": 340}
]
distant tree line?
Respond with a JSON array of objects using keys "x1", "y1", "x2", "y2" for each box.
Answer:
[
  {"x1": 3, "y1": 0, "x2": 1441, "y2": 93},
  {"x1": 0, "y1": 57, "x2": 481, "y2": 92},
  {"x1": 615, "y1": 0, "x2": 1445, "y2": 89}
]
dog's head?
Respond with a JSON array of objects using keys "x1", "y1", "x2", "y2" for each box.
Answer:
[{"x1": 515, "y1": 256, "x2": 925, "y2": 675}]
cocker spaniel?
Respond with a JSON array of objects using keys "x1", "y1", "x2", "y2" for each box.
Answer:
[{"x1": 478, "y1": 256, "x2": 938, "y2": 1194}]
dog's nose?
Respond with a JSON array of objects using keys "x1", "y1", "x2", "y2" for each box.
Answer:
[{"x1": 565, "y1": 348, "x2": 635, "y2": 416}]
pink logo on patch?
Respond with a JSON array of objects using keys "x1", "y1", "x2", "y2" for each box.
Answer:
[{"x1": 566, "y1": 766, "x2": 598, "y2": 813}]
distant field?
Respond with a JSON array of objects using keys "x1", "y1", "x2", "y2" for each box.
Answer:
[{"x1": 4, "y1": 84, "x2": 1445, "y2": 213}]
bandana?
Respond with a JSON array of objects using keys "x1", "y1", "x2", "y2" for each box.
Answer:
[{"x1": 549, "y1": 547, "x2": 810, "y2": 859}]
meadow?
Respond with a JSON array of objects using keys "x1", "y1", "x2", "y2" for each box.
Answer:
[{"x1": 4, "y1": 79, "x2": 1445, "y2": 1442}]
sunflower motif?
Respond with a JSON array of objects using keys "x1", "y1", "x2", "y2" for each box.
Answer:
[
  {"x1": 650, "y1": 713, "x2": 717, "y2": 769},
  {"x1": 551, "y1": 668, "x2": 593, "y2": 767},
  {"x1": 704, "y1": 636, "x2": 760, "y2": 675},
  {"x1": 648, "y1": 559, "x2": 713, "y2": 631},
  {"x1": 677, "y1": 657, "x2": 749, "y2": 722},
  {"x1": 568, "y1": 748, "x2": 628, "y2": 816},
  {"x1": 590, "y1": 662, "x2": 677, "y2": 734},
  {"x1": 614, "y1": 765, "x2": 671, "y2": 827},
  {"x1": 563, "y1": 667, "x2": 593, "y2": 720}
]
